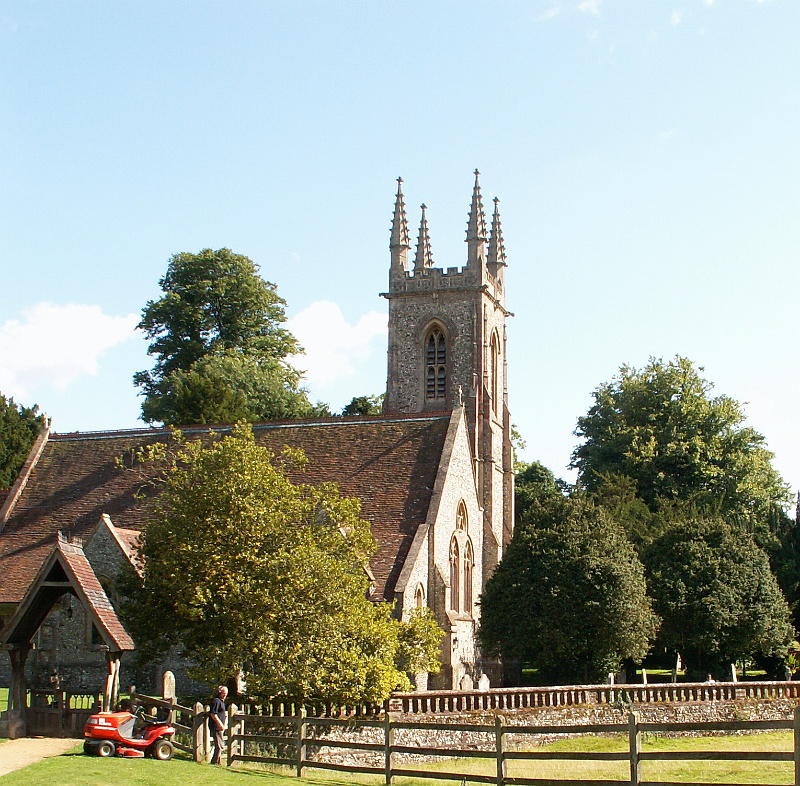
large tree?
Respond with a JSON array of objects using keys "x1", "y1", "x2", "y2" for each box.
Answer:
[
  {"x1": 644, "y1": 517, "x2": 794, "y2": 679},
  {"x1": 479, "y1": 495, "x2": 658, "y2": 684},
  {"x1": 571, "y1": 356, "x2": 790, "y2": 519},
  {"x1": 0, "y1": 394, "x2": 46, "y2": 489},
  {"x1": 121, "y1": 423, "x2": 410, "y2": 704},
  {"x1": 134, "y1": 248, "x2": 323, "y2": 425}
]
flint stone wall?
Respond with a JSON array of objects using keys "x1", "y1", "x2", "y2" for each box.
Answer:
[{"x1": 304, "y1": 698, "x2": 799, "y2": 769}]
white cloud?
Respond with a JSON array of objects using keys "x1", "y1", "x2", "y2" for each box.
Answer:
[
  {"x1": 0, "y1": 303, "x2": 139, "y2": 398},
  {"x1": 671, "y1": 10, "x2": 683, "y2": 25},
  {"x1": 536, "y1": 6, "x2": 560, "y2": 21},
  {"x1": 287, "y1": 301, "x2": 387, "y2": 387},
  {"x1": 578, "y1": 0, "x2": 601, "y2": 15}
]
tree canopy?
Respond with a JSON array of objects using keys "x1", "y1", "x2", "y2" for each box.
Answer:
[
  {"x1": 341, "y1": 394, "x2": 384, "y2": 417},
  {"x1": 571, "y1": 356, "x2": 789, "y2": 519},
  {"x1": 479, "y1": 495, "x2": 658, "y2": 684},
  {"x1": 120, "y1": 423, "x2": 435, "y2": 704},
  {"x1": 0, "y1": 394, "x2": 46, "y2": 490},
  {"x1": 134, "y1": 248, "x2": 323, "y2": 425},
  {"x1": 644, "y1": 517, "x2": 794, "y2": 679}
]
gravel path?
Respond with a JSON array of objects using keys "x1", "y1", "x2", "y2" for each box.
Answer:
[{"x1": 0, "y1": 737, "x2": 78, "y2": 777}]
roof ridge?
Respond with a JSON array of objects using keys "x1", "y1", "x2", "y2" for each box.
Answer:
[{"x1": 50, "y1": 412, "x2": 454, "y2": 442}]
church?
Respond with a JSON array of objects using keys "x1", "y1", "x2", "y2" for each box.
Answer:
[{"x1": 0, "y1": 172, "x2": 514, "y2": 716}]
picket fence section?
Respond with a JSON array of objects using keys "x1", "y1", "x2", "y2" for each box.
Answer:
[{"x1": 390, "y1": 681, "x2": 800, "y2": 715}]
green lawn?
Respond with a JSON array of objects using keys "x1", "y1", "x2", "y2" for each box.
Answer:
[{"x1": 0, "y1": 733, "x2": 796, "y2": 786}]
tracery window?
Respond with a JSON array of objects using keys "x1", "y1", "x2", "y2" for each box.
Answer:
[
  {"x1": 425, "y1": 327, "x2": 447, "y2": 401},
  {"x1": 456, "y1": 500, "x2": 468, "y2": 532},
  {"x1": 463, "y1": 540, "x2": 474, "y2": 612},
  {"x1": 449, "y1": 537, "x2": 460, "y2": 613}
]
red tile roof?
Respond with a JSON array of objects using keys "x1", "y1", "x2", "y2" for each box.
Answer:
[
  {"x1": 2, "y1": 536, "x2": 134, "y2": 652},
  {"x1": 0, "y1": 414, "x2": 450, "y2": 606}
]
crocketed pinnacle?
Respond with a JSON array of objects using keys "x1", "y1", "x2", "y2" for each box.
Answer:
[
  {"x1": 390, "y1": 177, "x2": 410, "y2": 251},
  {"x1": 487, "y1": 197, "x2": 507, "y2": 269},
  {"x1": 465, "y1": 169, "x2": 487, "y2": 243},
  {"x1": 414, "y1": 203, "x2": 434, "y2": 272}
]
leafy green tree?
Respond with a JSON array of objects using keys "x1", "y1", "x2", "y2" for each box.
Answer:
[
  {"x1": 571, "y1": 356, "x2": 790, "y2": 520},
  {"x1": 644, "y1": 517, "x2": 794, "y2": 679},
  {"x1": 479, "y1": 495, "x2": 658, "y2": 684},
  {"x1": 514, "y1": 460, "x2": 566, "y2": 521},
  {"x1": 0, "y1": 394, "x2": 46, "y2": 489},
  {"x1": 341, "y1": 394, "x2": 384, "y2": 416},
  {"x1": 134, "y1": 248, "x2": 323, "y2": 425},
  {"x1": 141, "y1": 351, "x2": 330, "y2": 426},
  {"x1": 121, "y1": 423, "x2": 409, "y2": 704},
  {"x1": 396, "y1": 608, "x2": 444, "y2": 678}
]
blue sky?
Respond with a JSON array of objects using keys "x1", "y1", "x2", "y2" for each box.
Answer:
[{"x1": 1, "y1": 1, "x2": 798, "y2": 492}]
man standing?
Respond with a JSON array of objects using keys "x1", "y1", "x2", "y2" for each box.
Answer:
[{"x1": 208, "y1": 685, "x2": 228, "y2": 765}]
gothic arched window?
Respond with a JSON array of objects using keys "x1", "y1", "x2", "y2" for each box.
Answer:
[
  {"x1": 456, "y1": 500, "x2": 467, "y2": 532},
  {"x1": 415, "y1": 583, "x2": 426, "y2": 609},
  {"x1": 449, "y1": 537, "x2": 460, "y2": 613},
  {"x1": 463, "y1": 540, "x2": 474, "y2": 613},
  {"x1": 425, "y1": 327, "x2": 447, "y2": 401},
  {"x1": 490, "y1": 331, "x2": 500, "y2": 412}
]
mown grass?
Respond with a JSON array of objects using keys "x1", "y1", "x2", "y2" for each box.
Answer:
[{"x1": 1, "y1": 732, "x2": 796, "y2": 786}]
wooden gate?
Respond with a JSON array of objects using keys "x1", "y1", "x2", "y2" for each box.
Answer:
[{"x1": 27, "y1": 689, "x2": 102, "y2": 737}]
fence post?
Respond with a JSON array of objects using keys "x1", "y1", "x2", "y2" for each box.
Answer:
[
  {"x1": 794, "y1": 705, "x2": 800, "y2": 786},
  {"x1": 227, "y1": 703, "x2": 239, "y2": 767},
  {"x1": 628, "y1": 711, "x2": 641, "y2": 786},
  {"x1": 496, "y1": 716, "x2": 506, "y2": 786},
  {"x1": 384, "y1": 702, "x2": 395, "y2": 786},
  {"x1": 297, "y1": 706, "x2": 307, "y2": 778},
  {"x1": 192, "y1": 702, "x2": 205, "y2": 763}
]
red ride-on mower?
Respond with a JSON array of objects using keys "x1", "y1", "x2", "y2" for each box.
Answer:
[{"x1": 84, "y1": 708, "x2": 176, "y2": 760}]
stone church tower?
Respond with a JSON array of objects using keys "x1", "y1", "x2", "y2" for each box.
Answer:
[{"x1": 382, "y1": 171, "x2": 514, "y2": 590}]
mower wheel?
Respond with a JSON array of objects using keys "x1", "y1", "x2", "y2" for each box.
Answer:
[
  {"x1": 83, "y1": 741, "x2": 93, "y2": 756},
  {"x1": 97, "y1": 740, "x2": 116, "y2": 758},
  {"x1": 151, "y1": 738, "x2": 174, "y2": 761}
]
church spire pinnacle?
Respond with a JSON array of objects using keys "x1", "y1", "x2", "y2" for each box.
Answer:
[
  {"x1": 466, "y1": 169, "x2": 488, "y2": 268},
  {"x1": 390, "y1": 177, "x2": 410, "y2": 273},
  {"x1": 487, "y1": 196, "x2": 507, "y2": 274},
  {"x1": 414, "y1": 203, "x2": 434, "y2": 272}
]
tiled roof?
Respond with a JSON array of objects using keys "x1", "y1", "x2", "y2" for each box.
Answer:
[
  {"x1": 58, "y1": 539, "x2": 135, "y2": 651},
  {"x1": 0, "y1": 414, "x2": 450, "y2": 605},
  {"x1": 1, "y1": 536, "x2": 134, "y2": 652}
]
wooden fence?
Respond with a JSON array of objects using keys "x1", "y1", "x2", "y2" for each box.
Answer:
[
  {"x1": 131, "y1": 692, "x2": 207, "y2": 760},
  {"x1": 209, "y1": 703, "x2": 800, "y2": 786}
]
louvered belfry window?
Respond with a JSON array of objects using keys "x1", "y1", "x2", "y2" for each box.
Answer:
[{"x1": 426, "y1": 327, "x2": 446, "y2": 401}]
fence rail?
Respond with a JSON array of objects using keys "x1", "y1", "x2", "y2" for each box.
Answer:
[{"x1": 217, "y1": 703, "x2": 800, "y2": 786}]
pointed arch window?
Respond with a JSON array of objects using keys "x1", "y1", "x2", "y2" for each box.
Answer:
[
  {"x1": 490, "y1": 331, "x2": 500, "y2": 412},
  {"x1": 463, "y1": 540, "x2": 474, "y2": 612},
  {"x1": 425, "y1": 327, "x2": 447, "y2": 401},
  {"x1": 456, "y1": 501, "x2": 468, "y2": 532},
  {"x1": 449, "y1": 537, "x2": 460, "y2": 613},
  {"x1": 415, "y1": 584, "x2": 426, "y2": 609}
]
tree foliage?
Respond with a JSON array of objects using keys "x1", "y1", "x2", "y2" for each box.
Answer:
[
  {"x1": 479, "y1": 495, "x2": 658, "y2": 684},
  {"x1": 341, "y1": 394, "x2": 384, "y2": 417},
  {"x1": 571, "y1": 356, "x2": 789, "y2": 520},
  {"x1": 134, "y1": 248, "x2": 323, "y2": 425},
  {"x1": 0, "y1": 394, "x2": 46, "y2": 490},
  {"x1": 644, "y1": 517, "x2": 794, "y2": 679},
  {"x1": 514, "y1": 460, "x2": 567, "y2": 521},
  {"x1": 396, "y1": 608, "x2": 444, "y2": 677},
  {"x1": 121, "y1": 423, "x2": 409, "y2": 704}
]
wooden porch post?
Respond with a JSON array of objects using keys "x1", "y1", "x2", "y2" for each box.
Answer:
[{"x1": 103, "y1": 650, "x2": 121, "y2": 712}]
